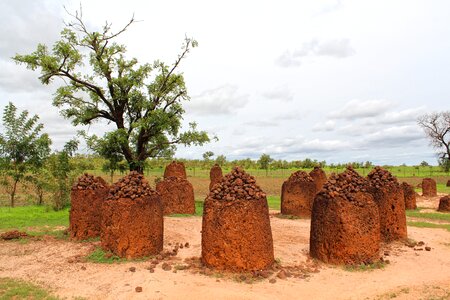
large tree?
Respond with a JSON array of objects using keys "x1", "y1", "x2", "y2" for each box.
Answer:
[
  {"x1": 418, "y1": 111, "x2": 450, "y2": 171},
  {"x1": 14, "y1": 8, "x2": 210, "y2": 172},
  {"x1": 0, "y1": 102, "x2": 51, "y2": 207}
]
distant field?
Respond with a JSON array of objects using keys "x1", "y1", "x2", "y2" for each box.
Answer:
[{"x1": 1, "y1": 166, "x2": 449, "y2": 207}]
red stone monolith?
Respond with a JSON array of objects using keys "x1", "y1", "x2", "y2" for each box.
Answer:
[{"x1": 281, "y1": 171, "x2": 316, "y2": 217}]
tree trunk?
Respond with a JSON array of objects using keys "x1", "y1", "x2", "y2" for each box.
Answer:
[
  {"x1": 129, "y1": 160, "x2": 144, "y2": 174},
  {"x1": 11, "y1": 179, "x2": 18, "y2": 207}
]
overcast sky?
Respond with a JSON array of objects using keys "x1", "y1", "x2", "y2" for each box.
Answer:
[{"x1": 0, "y1": 0, "x2": 448, "y2": 165}]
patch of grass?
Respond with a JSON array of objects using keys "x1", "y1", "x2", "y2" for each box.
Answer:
[
  {"x1": 167, "y1": 200, "x2": 204, "y2": 217},
  {"x1": 274, "y1": 213, "x2": 301, "y2": 220},
  {"x1": 344, "y1": 260, "x2": 386, "y2": 272},
  {"x1": 86, "y1": 247, "x2": 126, "y2": 264},
  {"x1": 407, "y1": 221, "x2": 450, "y2": 231},
  {"x1": 267, "y1": 196, "x2": 280, "y2": 210},
  {"x1": 86, "y1": 247, "x2": 151, "y2": 264},
  {"x1": 0, "y1": 277, "x2": 59, "y2": 300},
  {"x1": 406, "y1": 209, "x2": 450, "y2": 222},
  {"x1": 0, "y1": 206, "x2": 69, "y2": 231}
]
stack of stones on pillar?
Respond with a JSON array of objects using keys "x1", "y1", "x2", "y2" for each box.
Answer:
[
  {"x1": 422, "y1": 178, "x2": 437, "y2": 197},
  {"x1": 101, "y1": 171, "x2": 163, "y2": 258},
  {"x1": 69, "y1": 174, "x2": 109, "y2": 240},
  {"x1": 209, "y1": 164, "x2": 223, "y2": 190},
  {"x1": 309, "y1": 166, "x2": 327, "y2": 193},
  {"x1": 163, "y1": 161, "x2": 187, "y2": 179},
  {"x1": 438, "y1": 195, "x2": 450, "y2": 212},
  {"x1": 157, "y1": 161, "x2": 195, "y2": 215},
  {"x1": 202, "y1": 167, "x2": 274, "y2": 271},
  {"x1": 447, "y1": 180, "x2": 450, "y2": 187},
  {"x1": 310, "y1": 167, "x2": 380, "y2": 265},
  {"x1": 367, "y1": 167, "x2": 407, "y2": 242},
  {"x1": 281, "y1": 171, "x2": 316, "y2": 217},
  {"x1": 401, "y1": 182, "x2": 417, "y2": 210}
]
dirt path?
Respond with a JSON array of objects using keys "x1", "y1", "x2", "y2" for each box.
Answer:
[{"x1": 1, "y1": 213, "x2": 450, "y2": 300}]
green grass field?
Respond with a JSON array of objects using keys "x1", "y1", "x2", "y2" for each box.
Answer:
[
  {"x1": 0, "y1": 206, "x2": 69, "y2": 231},
  {"x1": 0, "y1": 277, "x2": 59, "y2": 300}
]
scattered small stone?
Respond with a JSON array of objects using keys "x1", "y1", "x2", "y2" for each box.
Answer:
[
  {"x1": 269, "y1": 278, "x2": 276, "y2": 284},
  {"x1": 162, "y1": 263, "x2": 172, "y2": 271},
  {"x1": 129, "y1": 267, "x2": 136, "y2": 272},
  {"x1": 385, "y1": 260, "x2": 390, "y2": 264},
  {"x1": 418, "y1": 241, "x2": 425, "y2": 246},
  {"x1": 384, "y1": 251, "x2": 390, "y2": 256},
  {"x1": 239, "y1": 274, "x2": 247, "y2": 282},
  {"x1": 173, "y1": 269, "x2": 177, "y2": 273},
  {"x1": 104, "y1": 253, "x2": 113, "y2": 259},
  {"x1": 185, "y1": 242, "x2": 190, "y2": 248},
  {"x1": 414, "y1": 248, "x2": 423, "y2": 251},
  {"x1": 277, "y1": 270, "x2": 287, "y2": 280},
  {"x1": 81, "y1": 266, "x2": 86, "y2": 270},
  {"x1": 149, "y1": 268, "x2": 155, "y2": 273},
  {"x1": 135, "y1": 286, "x2": 143, "y2": 293},
  {"x1": 425, "y1": 246, "x2": 431, "y2": 251}
]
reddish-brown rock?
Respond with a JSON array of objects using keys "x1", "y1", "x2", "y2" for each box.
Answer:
[
  {"x1": 0, "y1": 230, "x2": 28, "y2": 240},
  {"x1": 438, "y1": 195, "x2": 450, "y2": 212},
  {"x1": 401, "y1": 182, "x2": 417, "y2": 210},
  {"x1": 422, "y1": 178, "x2": 437, "y2": 197},
  {"x1": 70, "y1": 174, "x2": 109, "y2": 240},
  {"x1": 310, "y1": 167, "x2": 380, "y2": 265},
  {"x1": 156, "y1": 177, "x2": 195, "y2": 215},
  {"x1": 202, "y1": 167, "x2": 274, "y2": 271},
  {"x1": 163, "y1": 161, "x2": 187, "y2": 179},
  {"x1": 281, "y1": 171, "x2": 316, "y2": 217},
  {"x1": 446, "y1": 180, "x2": 450, "y2": 187},
  {"x1": 367, "y1": 167, "x2": 407, "y2": 242},
  {"x1": 209, "y1": 164, "x2": 223, "y2": 190},
  {"x1": 101, "y1": 172, "x2": 163, "y2": 258},
  {"x1": 309, "y1": 166, "x2": 327, "y2": 193}
]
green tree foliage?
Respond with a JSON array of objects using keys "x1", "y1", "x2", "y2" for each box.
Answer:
[
  {"x1": 215, "y1": 155, "x2": 227, "y2": 166},
  {"x1": 0, "y1": 102, "x2": 51, "y2": 207},
  {"x1": 418, "y1": 111, "x2": 450, "y2": 171},
  {"x1": 14, "y1": 7, "x2": 210, "y2": 173},
  {"x1": 258, "y1": 154, "x2": 273, "y2": 176}
]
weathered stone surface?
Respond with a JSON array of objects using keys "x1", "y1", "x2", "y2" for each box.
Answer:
[
  {"x1": 70, "y1": 173, "x2": 109, "y2": 240},
  {"x1": 309, "y1": 166, "x2": 327, "y2": 193},
  {"x1": 209, "y1": 164, "x2": 223, "y2": 191},
  {"x1": 367, "y1": 167, "x2": 407, "y2": 242},
  {"x1": 281, "y1": 171, "x2": 316, "y2": 217},
  {"x1": 164, "y1": 161, "x2": 187, "y2": 179},
  {"x1": 156, "y1": 177, "x2": 195, "y2": 215},
  {"x1": 101, "y1": 172, "x2": 163, "y2": 258},
  {"x1": 202, "y1": 167, "x2": 274, "y2": 271},
  {"x1": 310, "y1": 167, "x2": 380, "y2": 265},
  {"x1": 422, "y1": 178, "x2": 437, "y2": 197},
  {"x1": 438, "y1": 195, "x2": 450, "y2": 212},
  {"x1": 401, "y1": 182, "x2": 417, "y2": 210}
]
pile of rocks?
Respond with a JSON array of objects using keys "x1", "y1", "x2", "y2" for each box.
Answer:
[
  {"x1": 209, "y1": 164, "x2": 223, "y2": 190},
  {"x1": 281, "y1": 171, "x2": 316, "y2": 217},
  {"x1": 367, "y1": 167, "x2": 407, "y2": 242},
  {"x1": 70, "y1": 173, "x2": 109, "y2": 240},
  {"x1": 401, "y1": 182, "x2": 417, "y2": 210},
  {"x1": 202, "y1": 167, "x2": 274, "y2": 271},
  {"x1": 102, "y1": 172, "x2": 163, "y2": 258},
  {"x1": 422, "y1": 178, "x2": 437, "y2": 197},
  {"x1": 157, "y1": 161, "x2": 195, "y2": 215},
  {"x1": 309, "y1": 166, "x2": 327, "y2": 193},
  {"x1": 310, "y1": 166, "x2": 380, "y2": 265},
  {"x1": 108, "y1": 171, "x2": 156, "y2": 200}
]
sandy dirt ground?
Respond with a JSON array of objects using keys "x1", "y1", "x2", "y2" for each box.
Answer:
[{"x1": 1, "y1": 194, "x2": 450, "y2": 300}]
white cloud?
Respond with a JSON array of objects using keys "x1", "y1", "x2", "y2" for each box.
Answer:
[
  {"x1": 363, "y1": 125, "x2": 424, "y2": 146},
  {"x1": 276, "y1": 38, "x2": 355, "y2": 67},
  {"x1": 313, "y1": 120, "x2": 336, "y2": 132},
  {"x1": 329, "y1": 99, "x2": 393, "y2": 120},
  {"x1": 262, "y1": 86, "x2": 293, "y2": 102},
  {"x1": 185, "y1": 85, "x2": 249, "y2": 115},
  {"x1": 243, "y1": 120, "x2": 279, "y2": 127}
]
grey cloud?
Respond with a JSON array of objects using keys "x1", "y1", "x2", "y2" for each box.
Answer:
[
  {"x1": 262, "y1": 86, "x2": 293, "y2": 102},
  {"x1": 363, "y1": 125, "x2": 425, "y2": 147},
  {"x1": 0, "y1": 61, "x2": 48, "y2": 93},
  {"x1": 328, "y1": 99, "x2": 393, "y2": 120},
  {"x1": 186, "y1": 85, "x2": 249, "y2": 115},
  {"x1": 276, "y1": 38, "x2": 355, "y2": 68}
]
